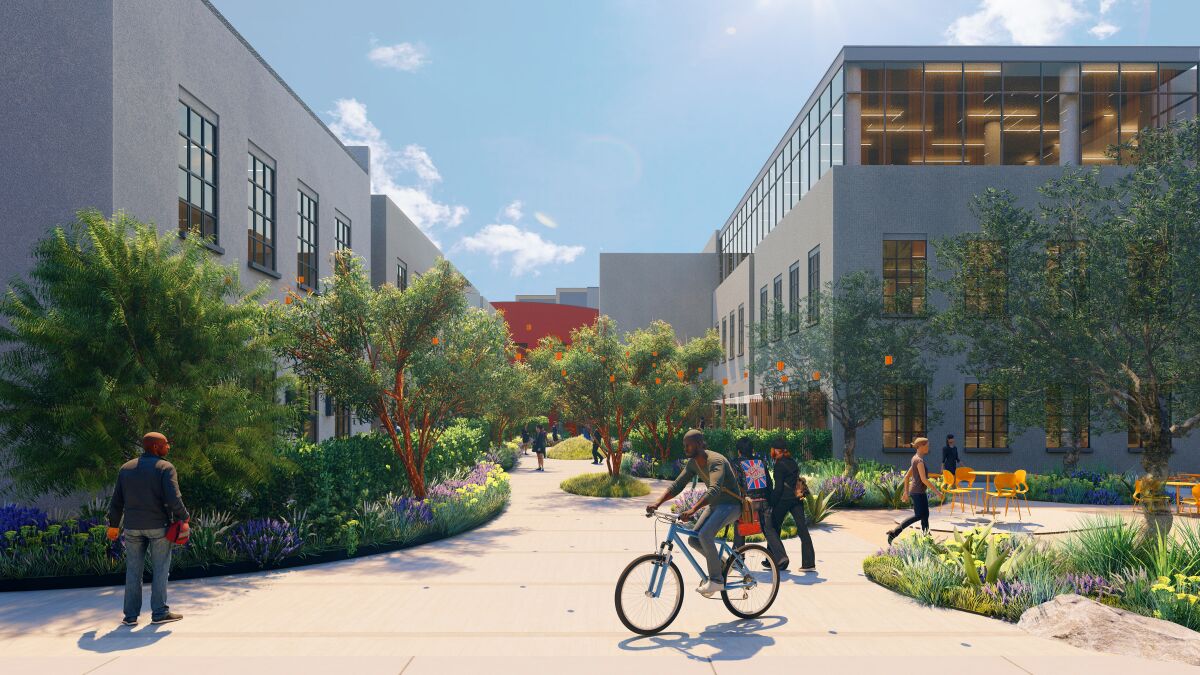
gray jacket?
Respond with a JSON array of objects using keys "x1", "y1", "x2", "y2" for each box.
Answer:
[{"x1": 106, "y1": 453, "x2": 190, "y2": 530}]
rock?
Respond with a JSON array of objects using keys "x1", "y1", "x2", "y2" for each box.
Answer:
[{"x1": 1018, "y1": 593, "x2": 1200, "y2": 666}]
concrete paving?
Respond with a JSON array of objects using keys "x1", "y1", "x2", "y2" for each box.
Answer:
[{"x1": 0, "y1": 456, "x2": 1195, "y2": 674}]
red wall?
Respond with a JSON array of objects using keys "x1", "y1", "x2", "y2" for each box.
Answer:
[{"x1": 492, "y1": 302, "x2": 599, "y2": 356}]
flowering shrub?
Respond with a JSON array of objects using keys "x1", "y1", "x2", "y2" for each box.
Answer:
[
  {"x1": 1027, "y1": 472, "x2": 1131, "y2": 505},
  {"x1": 227, "y1": 519, "x2": 302, "y2": 568},
  {"x1": 1060, "y1": 572, "x2": 1116, "y2": 597},
  {"x1": 819, "y1": 475, "x2": 867, "y2": 505},
  {"x1": 621, "y1": 454, "x2": 654, "y2": 478},
  {"x1": 0, "y1": 505, "x2": 49, "y2": 546},
  {"x1": 1150, "y1": 574, "x2": 1200, "y2": 630},
  {"x1": 670, "y1": 489, "x2": 705, "y2": 514},
  {"x1": 1082, "y1": 488, "x2": 1124, "y2": 505},
  {"x1": 874, "y1": 471, "x2": 907, "y2": 509}
]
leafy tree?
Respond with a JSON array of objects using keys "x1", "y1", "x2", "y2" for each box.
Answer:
[
  {"x1": 484, "y1": 360, "x2": 548, "y2": 447},
  {"x1": 273, "y1": 254, "x2": 512, "y2": 498},
  {"x1": 754, "y1": 272, "x2": 941, "y2": 476},
  {"x1": 934, "y1": 120, "x2": 1200, "y2": 479},
  {"x1": 626, "y1": 321, "x2": 721, "y2": 463},
  {"x1": 528, "y1": 316, "x2": 640, "y2": 477},
  {"x1": 0, "y1": 210, "x2": 293, "y2": 503}
]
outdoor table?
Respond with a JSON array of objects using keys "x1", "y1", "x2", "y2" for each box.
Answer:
[
  {"x1": 972, "y1": 470, "x2": 1005, "y2": 515},
  {"x1": 1165, "y1": 481, "x2": 1198, "y2": 514}
]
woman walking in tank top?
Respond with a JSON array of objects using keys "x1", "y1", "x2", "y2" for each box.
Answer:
[{"x1": 886, "y1": 437, "x2": 941, "y2": 544}]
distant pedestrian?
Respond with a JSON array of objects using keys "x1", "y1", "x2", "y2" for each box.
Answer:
[
  {"x1": 732, "y1": 438, "x2": 788, "y2": 569},
  {"x1": 887, "y1": 437, "x2": 943, "y2": 544},
  {"x1": 107, "y1": 432, "x2": 190, "y2": 626},
  {"x1": 553, "y1": 421, "x2": 561, "y2": 443},
  {"x1": 520, "y1": 427, "x2": 531, "y2": 455},
  {"x1": 768, "y1": 438, "x2": 816, "y2": 571},
  {"x1": 590, "y1": 422, "x2": 605, "y2": 465},
  {"x1": 942, "y1": 434, "x2": 959, "y2": 475},
  {"x1": 532, "y1": 424, "x2": 547, "y2": 471}
]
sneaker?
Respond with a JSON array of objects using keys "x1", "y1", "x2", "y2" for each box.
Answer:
[
  {"x1": 799, "y1": 566, "x2": 817, "y2": 572},
  {"x1": 151, "y1": 612, "x2": 182, "y2": 624},
  {"x1": 770, "y1": 559, "x2": 789, "y2": 570},
  {"x1": 886, "y1": 528, "x2": 898, "y2": 545},
  {"x1": 697, "y1": 579, "x2": 724, "y2": 597},
  {"x1": 121, "y1": 617, "x2": 138, "y2": 626}
]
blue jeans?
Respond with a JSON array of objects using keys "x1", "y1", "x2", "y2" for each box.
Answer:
[
  {"x1": 123, "y1": 528, "x2": 173, "y2": 619},
  {"x1": 687, "y1": 503, "x2": 742, "y2": 583}
]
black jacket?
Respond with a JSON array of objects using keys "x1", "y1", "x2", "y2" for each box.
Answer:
[
  {"x1": 733, "y1": 454, "x2": 774, "y2": 501},
  {"x1": 942, "y1": 444, "x2": 960, "y2": 472},
  {"x1": 107, "y1": 453, "x2": 190, "y2": 530},
  {"x1": 532, "y1": 430, "x2": 548, "y2": 451},
  {"x1": 771, "y1": 456, "x2": 801, "y2": 507}
]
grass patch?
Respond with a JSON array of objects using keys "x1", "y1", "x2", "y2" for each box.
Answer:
[
  {"x1": 560, "y1": 472, "x2": 649, "y2": 498},
  {"x1": 547, "y1": 436, "x2": 597, "y2": 460}
]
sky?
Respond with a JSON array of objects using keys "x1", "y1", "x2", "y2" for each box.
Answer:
[{"x1": 211, "y1": 0, "x2": 1200, "y2": 302}]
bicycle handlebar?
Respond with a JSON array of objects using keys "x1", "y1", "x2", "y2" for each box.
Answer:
[{"x1": 646, "y1": 509, "x2": 684, "y2": 523}]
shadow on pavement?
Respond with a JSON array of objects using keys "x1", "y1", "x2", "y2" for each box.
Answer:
[
  {"x1": 77, "y1": 624, "x2": 172, "y2": 653},
  {"x1": 780, "y1": 570, "x2": 826, "y2": 586},
  {"x1": 617, "y1": 615, "x2": 786, "y2": 662}
]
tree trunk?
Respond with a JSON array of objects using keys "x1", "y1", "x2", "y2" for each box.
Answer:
[
  {"x1": 842, "y1": 425, "x2": 858, "y2": 477},
  {"x1": 1141, "y1": 400, "x2": 1172, "y2": 480},
  {"x1": 1062, "y1": 446, "x2": 1081, "y2": 473}
]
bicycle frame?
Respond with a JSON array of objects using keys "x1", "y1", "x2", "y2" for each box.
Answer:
[{"x1": 646, "y1": 518, "x2": 754, "y2": 598}]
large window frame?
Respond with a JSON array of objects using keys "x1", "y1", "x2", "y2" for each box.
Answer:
[
  {"x1": 965, "y1": 383, "x2": 1008, "y2": 449},
  {"x1": 178, "y1": 102, "x2": 218, "y2": 243},
  {"x1": 247, "y1": 153, "x2": 275, "y2": 273},
  {"x1": 883, "y1": 239, "x2": 927, "y2": 316},
  {"x1": 788, "y1": 262, "x2": 801, "y2": 334},
  {"x1": 772, "y1": 275, "x2": 784, "y2": 341},
  {"x1": 807, "y1": 246, "x2": 821, "y2": 325},
  {"x1": 1045, "y1": 384, "x2": 1090, "y2": 450},
  {"x1": 737, "y1": 304, "x2": 745, "y2": 357},
  {"x1": 396, "y1": 258, "x2": 409, "y2": 291},
  {"x1": 297, "y1": 190, "x2": 319, "y2": 292},
  {"x1": 883, "y1": 384, "x2": 927, "y2": 449},
  {"x1": 335, "y1": 214, "x2": 351, "y2": 253},
  {"x1": 721, "y1": 316, "x2": 728, "y2": 362},
  {"x1": 759, "y1": 286, "x2": 768, "y2": 346}
]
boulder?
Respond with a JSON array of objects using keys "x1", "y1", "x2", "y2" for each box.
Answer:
[{"x1": 1018, "y1": 593, "x2": 1200, "y2": 666}]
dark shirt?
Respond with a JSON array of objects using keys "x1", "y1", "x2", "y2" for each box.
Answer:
[
  {"x1": 532, "y1": 431, "x2": 547, "y2": 452},
  {"x1": 908, "y1": 454, "x2": 929, "y2": 495},
  {"x1": 771, "y1": 456, "x2": 801, "y2": 507},
  {"x1": 668, "y1": 450, "x2": 743, "y2": 506},
  {"x1": 521, "y1": 430, "x2": 530, "y2": 443},
  {"x1": 107, "y1": 453, "x2": 190, "y2": 530},
  {"x1": 733, "y1": 455, "x2": 774, "y2": 501},
  {"x1": 942, "y1": 444, "x2": 959, "y2": 472}
]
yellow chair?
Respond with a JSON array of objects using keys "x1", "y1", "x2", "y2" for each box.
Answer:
[
  {"x1": 985, "y1": 472, "x2": 1020, "y2": 520},
  {"x1": 940, "y1": 470, "x2": 974, "y2": 515},
  {"x1": 956, "y1": 467, "x2": 985, "y2": 511},
  {"x1": 1180, "y1": 485, "x2": 1200, "y2": 516},
  {"x1": 1132, "y1": 478, "x2": 1146, "y2": 506},
  {"x1": 1012, "y1": 469, "x2": 1032, "y2": 517}
]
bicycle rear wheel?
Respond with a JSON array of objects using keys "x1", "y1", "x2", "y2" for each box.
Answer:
[
  {"x1": 615, "y1": 553, "x2": 684, "y2": 635},
  {"x1": 721, "y1": 544, "x2": 779, "y2": 618}
]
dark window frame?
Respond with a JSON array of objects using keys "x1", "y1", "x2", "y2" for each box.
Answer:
[
  {"x1": 297, "y1": 191, "x2": 319, "y2": 292},
  {"x1": 737, "y1": 304, "x2": 745, "y2": 357},
  {"x1": 247, "y1": 153, "x2": 275, "y2": 272},
  {"x1": 883, "y1": 383, "x2": 927, "y2": 449},
  {"x1": 883, "y1": 239, "x2": 927, "y2": 316},
  {"x1": 772, "y1": 274, "x2": 784, "y2": 341},
  {"x1": 396, "y1": 258, "x2": 409, "y2": 291},
  {"x1": 788, "y1": 262, "x2": 801, "y2": 333},
  {"x1": 759, "y1": 286, "x2": 769, "y2": 346},
  {"x1": 178, "y1": 101, "x2": 218, "y2": 243},
  {"x1": 335, "y1": 214, "x2": 351, "y2": 253},
  {"x1": 807, "y1": 246, "x2": 821, "y2": 325},
  {"x1": 965, "y1": 383, "x2": 1009, "y2": 449}
]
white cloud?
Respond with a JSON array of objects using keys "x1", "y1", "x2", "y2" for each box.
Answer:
[
  {"x1": 1099, "y1": 0, "x2": 1118, "y2": 13},
  {"x1": 502, "y1": 200, "x2": 524, "y2": 222},
  {"x1": 725, "y1": 26, "x2": 737, "y2": 35},
  {"x1": 367, "y1": 42, "x2": 428, "y2": 72},
  {"x1": 459, "y1": 224, "x2": 584, "y2": 276},
  {"x1": 533, "y1": 212, "x2": 558, "y2": 229},
  {"x1": 1089, "y1": 21, "x2": 1119, "y2": 39},
  {"x1": 945, "y1": 0, "x2": 1089, "y2": 45},
  {"x1": 327, "y1": 98, "x2": 468, "y2": 234}
]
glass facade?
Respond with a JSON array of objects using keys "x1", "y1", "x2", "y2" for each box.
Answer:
[{"x1": 716, "y1": 58, "x2": 1198, "y2": 280}]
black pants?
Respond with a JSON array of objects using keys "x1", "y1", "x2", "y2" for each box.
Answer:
[
  {"x1": 769, "y1": 499, "x2": 816, "y2": 569},
  {"x1": 732, "y1": 501, "x2": 788, "y2": 568},
  {"x1": 895, "y1": 493, "x2": 930, "y2": 533},
  {"x1": 591, "y1": 439, "x2": 603, "y2": 462}
]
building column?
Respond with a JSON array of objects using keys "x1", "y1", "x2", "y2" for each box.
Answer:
[{"x1": 1058, "y1": 64, "x2": 1081, "y2": 165}]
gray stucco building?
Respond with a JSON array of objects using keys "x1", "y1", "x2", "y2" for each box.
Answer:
[
  {"x1": 600, "y1": 46, "x2": 1200, "y2": 472},
  {"x1": 0, "y1": 0, "x2": 489, "y2": 444}
]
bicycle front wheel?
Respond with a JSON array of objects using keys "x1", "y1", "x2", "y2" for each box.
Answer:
[
  {"x1": 614, "y1": 553, "x2": 684, "y2": 635},
  {"x1": 721, "y1": 544, "x2": 779, "y2": 619}
]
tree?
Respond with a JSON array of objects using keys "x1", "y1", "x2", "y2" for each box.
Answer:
[
  {"x1": 754, "y1": 272, "x2": 941, "y2": 476},
  {"x1": 484, "y1": 360, "x2": 548, "y2": 447},
  {"x1": 273, "y1": 254, "x2": 512, "y2": 498},
  {"x1": 934, "y1": 120, "x2": 1200, "y2": 479},
  {"x1": 0, "y1": 210, "x2": 293, "y2": 503},
  {"x1": 627, "y1": 321, "x2": 721, "y2": 463},
  {"x1": 528, "y1": 316, "x2": 640, "y2": 477}
]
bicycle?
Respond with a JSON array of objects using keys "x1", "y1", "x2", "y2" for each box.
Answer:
[{"x1": 614, "y1": 509, "x2": 780, "y2": 635}]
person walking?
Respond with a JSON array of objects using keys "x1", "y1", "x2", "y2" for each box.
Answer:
[
  {"x1": 767, "y1": 438, "x2": 816, "y2": 571},
  {"x1": 532, "y1": 424, "x2": 548, "y2": 471},
  {"x1": 732, "y1": 438, "x2": 788, "y2": 569},
  {"x1": 106, "y1": 432, "x2": 190, "y2": 626},
  {"x1": 590, "y1": 422, "x2": 605, "y2": 465},
  {"x1": 887, "y1": 437, "x2": 943, "y2": 544},
  {"x1": 551, "y1": 421, "x2": 560, "y2": 444},
  {"x1": 942, "y1": 434, "x2": 959, "y2": 475},
  {"x1": 644, "y1": 429, "x2": 744, "y2": 597},
  {"x1": 519, "y1": 426, "x2": 531, "y2": 455}
]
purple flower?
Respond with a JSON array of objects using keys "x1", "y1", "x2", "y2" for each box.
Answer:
[
  {"x1": 626, "y1": 455, "x2": 653, "y2": 478},
  {"x1": 819, "y1": 475, "x2": 867, "y2": 505},
  {"x1": 1068, "y1": 470, "x2": 1106, "y2": 485},
  {"x1": 227, "y1": 518, "x2": 302, "y2": 567},
  {"x1": 671, "y1": 489, "x2": 705, "y2": 514},
  {"x1": 392, "y1": 497, "x2": 433, "y2": 525},
  {"x1": 1060, "y1": 572, "x2": 1115, "y2": 596},
  {"x1": 0, "y1": 504, "x2": 49, "y2": 535},
  {"x1": 1083, "y1": 488, "x2": 1124, "y2": 505},
  {"x1": 983, "y1": 579, "x2": 1031, "y2": 604}
]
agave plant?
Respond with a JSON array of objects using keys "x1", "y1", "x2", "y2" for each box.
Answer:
[
  {"x1": 874, "y1": 471, "x2": 907, "y2": 510},
  {"x1": 939, "y1": 525, "x2": 1027, "y2": 587},
  {"x1": 803, "y1": 490, "x2": 837, "y2": 526}
]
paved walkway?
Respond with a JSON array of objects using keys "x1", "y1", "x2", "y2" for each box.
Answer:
[{"x1": 1, "y1": 457, "x2": 1194, "y2": 674}]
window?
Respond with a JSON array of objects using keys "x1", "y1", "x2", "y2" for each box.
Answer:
[
  {"x1": 737, "y1": 304, "x2": 745, "y2": 356},
  {"x1": 335, "y1": 215, "x2": 351, "y2": 252},
  {"x1": 965, "y1": 384, "x2": 1008, "y2": 449},
  {"x1": 396, "y1": 259, "x2": 409, "y2": 291},
  {"x1": 178, "y1": 102, "x2": 218, "y2": 241},
  {"x1": 788, "y1": 262, "x2": 801, "y2": 333},
  {"x1": 883, "y1": 384, "x2": 926, "y2": 448},
  {"x1": 728, "y1": 311, "x2": 736, "y2": 360},
  {"x1": 772, "y1": 275, "x2": 784, "y2": 341},
  {"x1": 334, "y1": 402, "x2": 351, "y2": 439},
  {"x1": 807, "y1": 247, "x2": 821, "y2": 325},
  {"x1": 721, "y1": 317, "x2": 728, "y2": 362},
  {"x1": 1046, "y1": 240, "x2": 1087, "y2": 310},
  {"x1": 247, "y1": 154, "x2": 275, "y2": 271},
  {"x1": 965, "y1": 240, "x2": 1006, "y2": 316},
  {"x1": 297, "y1": 191, "x2": 318, "y2": 291},
  {"x1": 1046, "y1": 384, "x2": 1090, "y2": 449},
  {"x1": 883, "y1": 240, "x2": 926, "y2": 315},
  {"x1": 759, "y1": 286, "x2": 768, "y2": 346}
]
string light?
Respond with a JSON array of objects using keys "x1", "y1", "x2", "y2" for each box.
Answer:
[
  {"x1": 555, "y1": 352, "x2": 563, "y2": 361},
  {"x1": 722, "y1": 378, "x2": 729, "y2": 385},
  {"x1": 432, "y1": 337, "x2": 439, "y2": 345},
  {"x1": 812, "y1": 371, "x2": 821, "y2": 381},
  {"x1": 885, "y1": 354, "x2": 894, "y2": 366},
  {"x1": 776, "y1": 361, "x2": 785, "y2": 371}
]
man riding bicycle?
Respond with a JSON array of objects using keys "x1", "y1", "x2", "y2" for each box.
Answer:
[{"x1": 645, "y1": 429, "x2": 744, "y2": 597}]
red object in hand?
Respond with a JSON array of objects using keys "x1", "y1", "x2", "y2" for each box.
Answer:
[
  {"x1": 166, "y1": 519, "x2": 190, "y2": 545},
  {"x1": 106, "y1": 527, "x2": 120, "y2": 542}
]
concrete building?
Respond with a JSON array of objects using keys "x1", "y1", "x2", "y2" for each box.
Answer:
[
  {"x1": 600, "y1": 46, "x2": 1200, "y2": 472},
  {"x1": 515, "y1": 286, "x2": 599, "y2": 309},
  {"x1": 0, "y1": 0, "x2": 491, "y2": 443}
]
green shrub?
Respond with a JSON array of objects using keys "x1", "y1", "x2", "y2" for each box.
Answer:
[
  {"x1": 547, "y1": 436, "x2": 596, "y2": 460},
  {"x1": 560, "y1": 473, "x2": 650, "y2": 498},
  {"x1": 489, "y1": 443, "x2": 519, "y2": 471},
  {"x1": 1061, "y1": 516, "x2": 1143, "y2": 578},
  {"x1": 862, "y1": 553, "x2": 905, "y2": 587},
  {"x1": 631, "y1": 427, "x2": 832, "y2": 462}
]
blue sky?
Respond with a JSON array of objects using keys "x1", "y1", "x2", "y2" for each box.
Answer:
[{"x1": 211, "y1": 0, "x2": 1199, "y2": 301}]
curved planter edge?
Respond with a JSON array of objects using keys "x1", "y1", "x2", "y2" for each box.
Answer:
[{"x1": 0, "y1": 502, "x2": 507, "y2": 593}]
